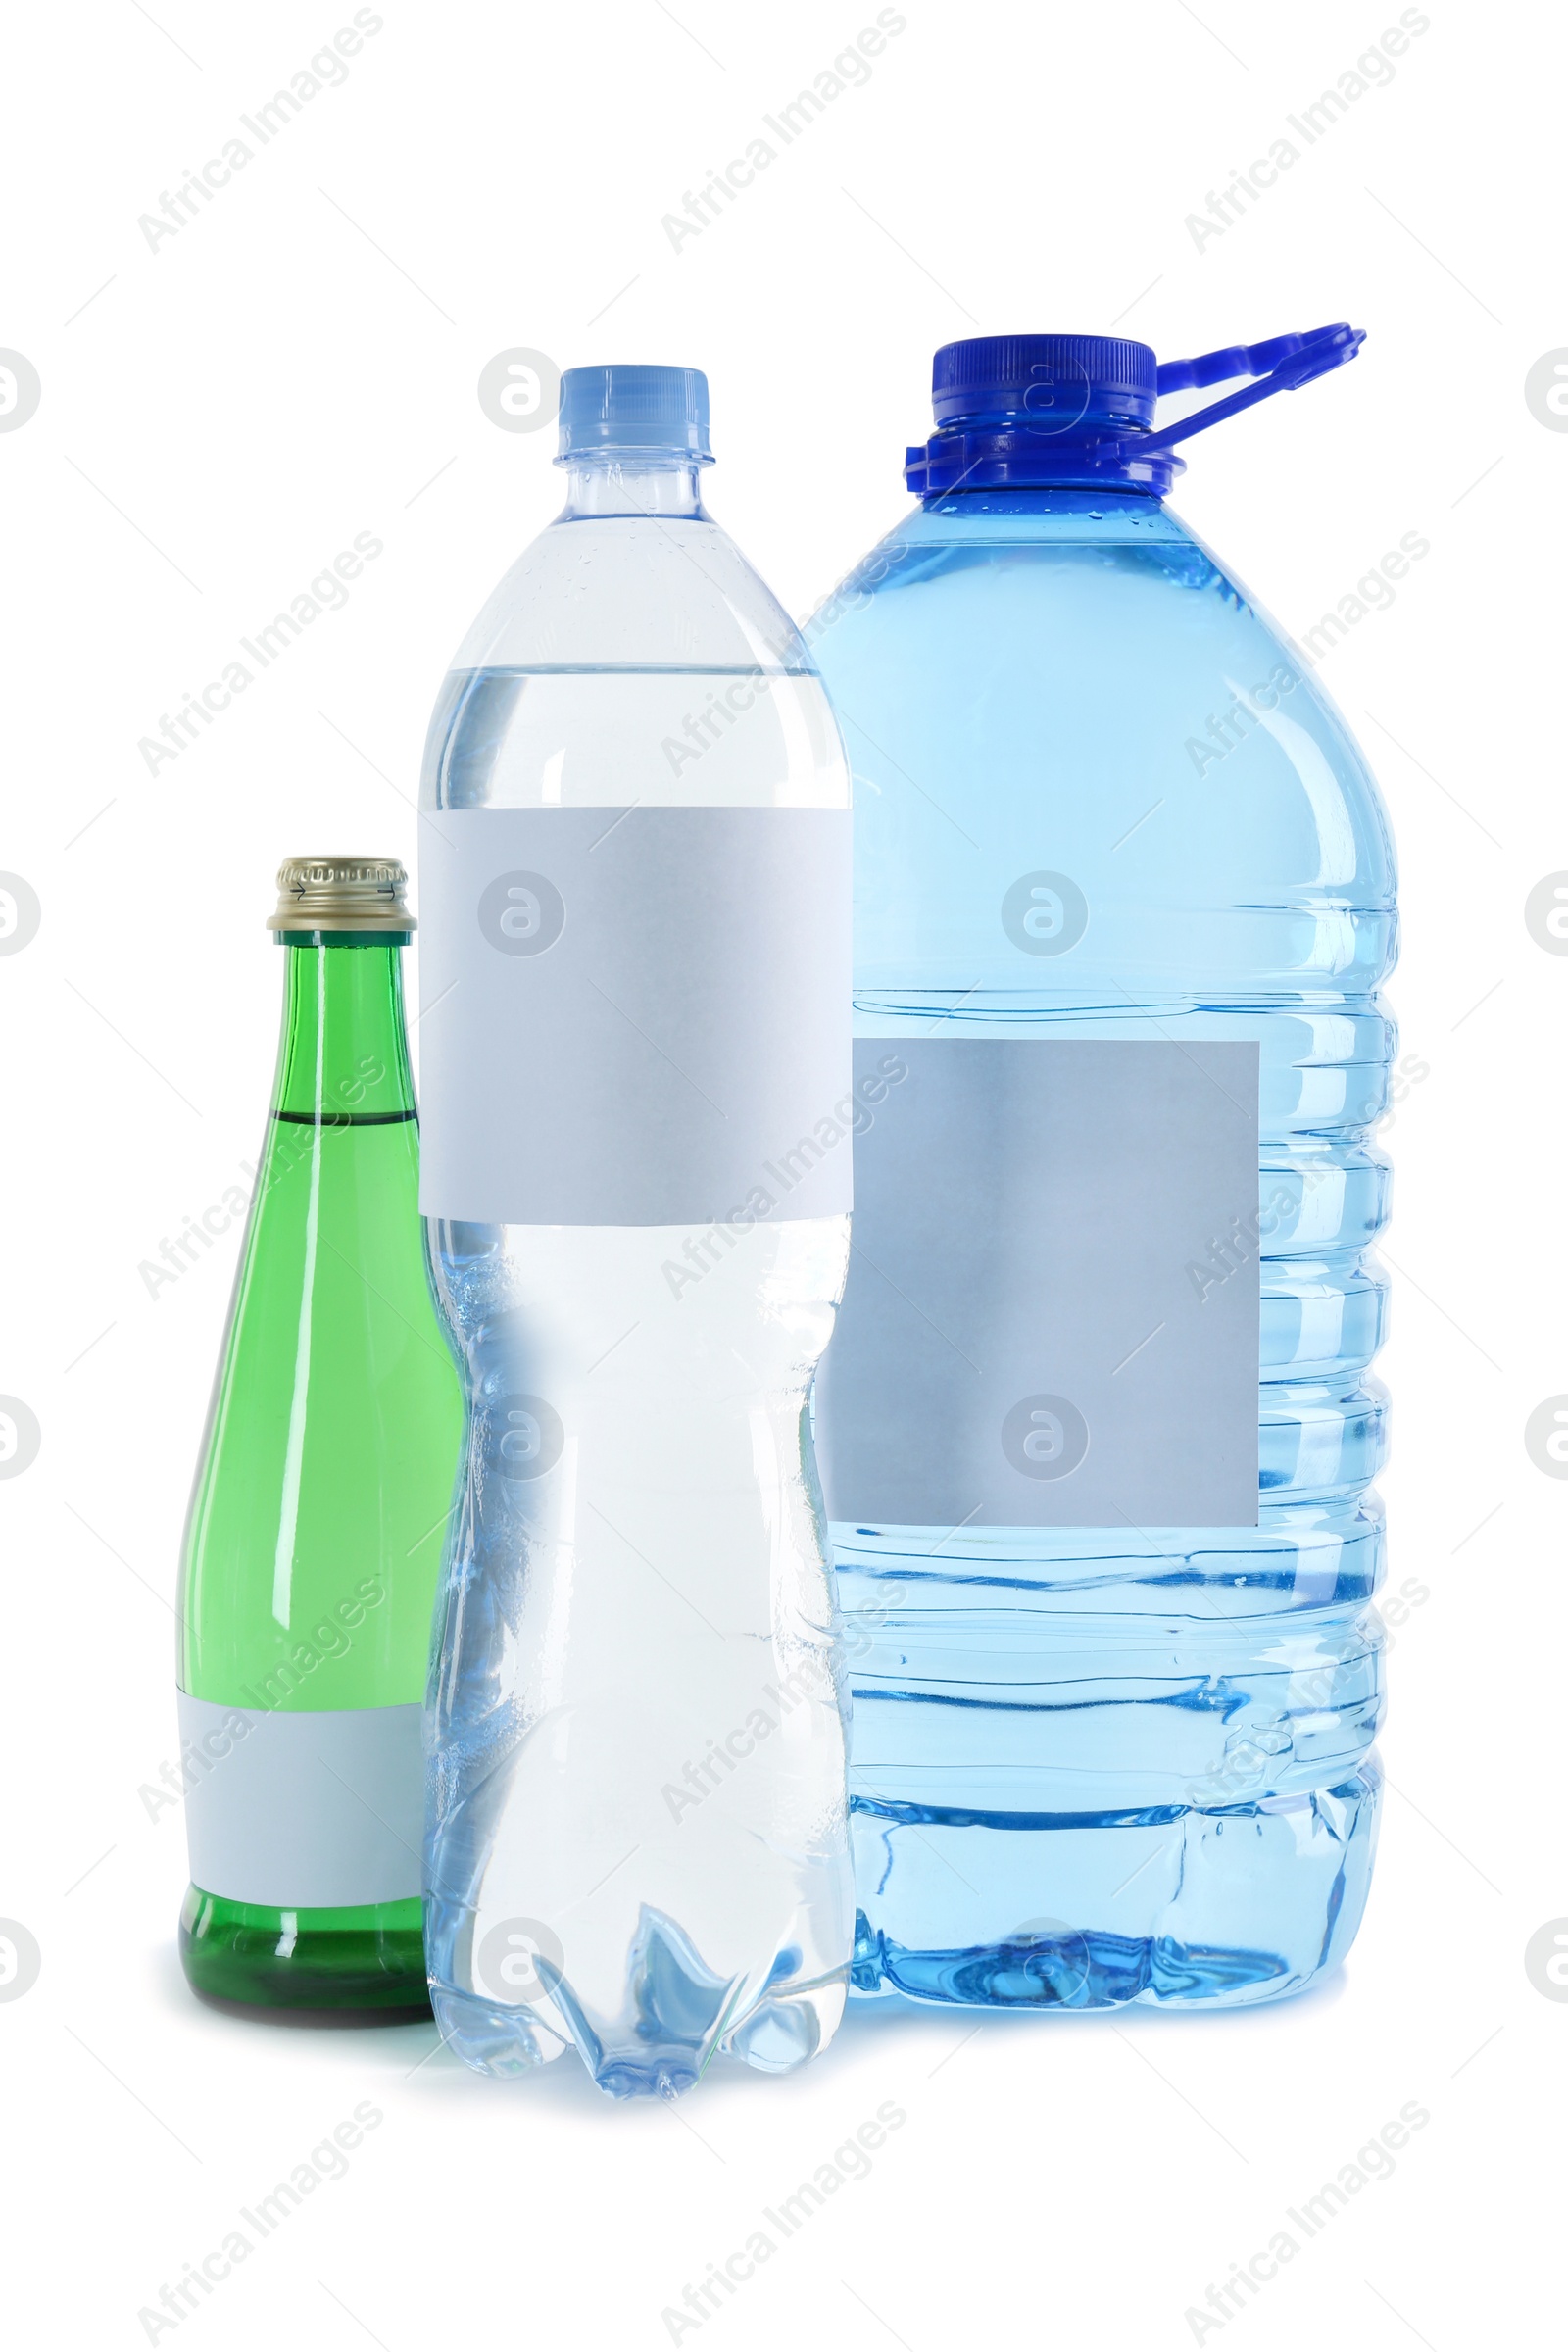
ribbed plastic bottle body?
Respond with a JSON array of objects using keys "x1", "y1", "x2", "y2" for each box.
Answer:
[
  {"x1": 418, "y1": 466, "x2": 857, "y2": 2094},
  {"x1": 809, "y1": 488, "x2": 1396, "y2": 2008}
]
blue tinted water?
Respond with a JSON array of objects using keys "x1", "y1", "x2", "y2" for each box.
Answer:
[{"x1": 811, "y1": 488, "x2": 1396, "y2": 2007}]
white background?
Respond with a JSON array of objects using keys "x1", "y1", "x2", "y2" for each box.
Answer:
[{"x1": 1, "y1": 1, "x2": 1561, "y2": 2345}]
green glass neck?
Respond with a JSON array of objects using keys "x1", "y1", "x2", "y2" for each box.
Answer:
[{"x1": 270, "y1": 940, "x2": 416, "y2": 1121}]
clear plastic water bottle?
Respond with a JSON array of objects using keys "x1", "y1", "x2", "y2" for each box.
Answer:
[
  {"x1": 416, "y1": 366, "x2": 856, "y2": 2095},
  {"x1": 809, "y1": 328, "x2": 1396, "y2": 2009}
]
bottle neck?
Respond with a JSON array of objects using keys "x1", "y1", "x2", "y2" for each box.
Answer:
[
  {"x1": 926, "y1": 484, "x2": 1165, "y2": 512},
  {"x1": 270, "y1": 941, "x2": 416, "y2": 1122},
  {"x1": 906, "y1": 423, "x2": 1181, "y2": 500},
  {"x1": 558, "y1": 458, "x2": 707, "y2": 520}
]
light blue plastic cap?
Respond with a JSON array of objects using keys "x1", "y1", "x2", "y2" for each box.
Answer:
[{"x1": 556, "y1": 365, "x2": 712, "y2": 463}]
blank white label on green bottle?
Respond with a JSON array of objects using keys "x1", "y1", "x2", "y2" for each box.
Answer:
[
  {"x1": 814, "y1": 1038, "x2": 1261, "y2": 1530},
  {"x1": 177, "y1": 1694, "x2": 422, "y2": 1909}
]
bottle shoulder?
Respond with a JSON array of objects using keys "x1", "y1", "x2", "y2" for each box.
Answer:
[
  {"x1": 203, "y1": 1122, "x2": 449, "y2": 1424},
  {"x1": 812, "y1": 504, "x2": 1389, "y2": 815},
  {"x1": 448, "y1": 513, "x2": 813, "y2": 676},
  {"x1": 809, "y1": 507, "x2": 1397, "y2": 991},
  {"x1": 423, "y1": 514, "x2": 851, "y2": 810},
  {"x1": 178, "y1": 1121, "x2": 461, "y2": 1703}
]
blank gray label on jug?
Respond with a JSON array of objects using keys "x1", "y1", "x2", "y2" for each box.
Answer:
[
  {"x1": 418, "y1": 807, "x2": 852, "y2": 1226},
  {"x1": 815, "y1": 1038, "x2": 1260, "y2": 1530},
  {"x1": 176, "y1": 1694, "x2": 423, "y2": 1909}
]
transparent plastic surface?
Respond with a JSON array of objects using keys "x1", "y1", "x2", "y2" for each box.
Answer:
[
  {"x1": 420, "y1": 461, "x2": 855, "y2": 2095},
  {"x1": 811, "y1": 487, "x2": 1396, "y2": 2008}
]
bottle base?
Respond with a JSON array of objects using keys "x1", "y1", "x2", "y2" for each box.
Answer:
[
  {"x1": 847, "y1": 1763, "x2": 1381, "y2": 2011},
  {"x1": 424, "y1": 1953, "x2": 847, "y2": 2097},
  {"x1": 179, "y1": 1886, "x2": 431, "y2": 2021},
  {"x1": 852, "y1": 1925, "x2": 1331, "y2": 2010}
]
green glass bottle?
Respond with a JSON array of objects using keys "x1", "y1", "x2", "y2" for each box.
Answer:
[{"x1": 177, "y1": 858, "x2": 462, "y2": 2017}]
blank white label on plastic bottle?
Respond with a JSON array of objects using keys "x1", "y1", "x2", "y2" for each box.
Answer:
[
  {"x1": 417, "y1": 807, "x2": 853, "y2": 1227},
  {"x1": 814, "y1": 1038, "x2": 1261, "y2": 1530}
]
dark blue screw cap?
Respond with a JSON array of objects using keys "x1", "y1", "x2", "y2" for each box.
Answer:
[
  {"x1": 908, "y1": 324, "x2": 1365, "y2": 495},
  {"x1": 931, "y1": 335, "x2": 1158, "y2": 432}
]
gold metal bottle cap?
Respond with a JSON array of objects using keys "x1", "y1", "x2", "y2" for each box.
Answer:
[{"x1": 267, "y1": 856, "x2": 415, "y2": 934}]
